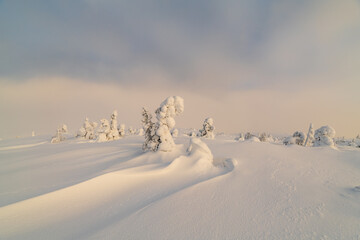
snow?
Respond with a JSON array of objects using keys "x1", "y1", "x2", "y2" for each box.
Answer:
[{"x1": 1, "y1": 134, "x2": 360, "y2": 240}]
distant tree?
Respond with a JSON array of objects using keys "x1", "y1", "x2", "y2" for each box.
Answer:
[
  {"x1": 128, "y1": 127, "x2": 135, "y2": 135},
  {"x1": 198, "y1": 117, "x2": 215, "y2": 139},
  {"x1": 244, "y1": 132, "x2": 253, "y2": 140},
  {"x1": 293, "y1": 131, "x2": 305, "y2": 145},
  {"x1": 77, "y1": 117, "x2": 97, "y2": 140},
  {"x1": 142, "y1": 107, "x2": 158, "y2": 151},
  {"x1": 314, "y1": 125, "x2": 336, "y2": 147},
  {"x1": 304, "y1": 123, "x2": 315, "y2": 147},
  {"x1": 97, "y1": 119, "x2": 110, "y2": 142},
  {"x1": 258, "y1": 133, "x2": 268, "y2": 142},
  {"x1": 235, "y1": 133, "x2": 244, "y2": 141},
  {"x1": 51, "y1": 124, "x2": 68, "y2": 143},
  {"x1": 283, "y1": 131, "x2": 305, "y2": 146},
  {"x1": 108, "y1": 110, "x2": 120, "y2": 140},
  {"x1": 118, "y1": 124, "x2": 126, "y2": 137}
]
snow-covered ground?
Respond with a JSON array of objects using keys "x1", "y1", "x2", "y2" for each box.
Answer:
[{"x1": 0, "y1": 135, "x2": 360, "y2": 240}]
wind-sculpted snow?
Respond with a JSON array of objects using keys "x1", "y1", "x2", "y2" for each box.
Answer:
[{"x1": 0, "y1": 135, "x2": 359, "y2": 240}]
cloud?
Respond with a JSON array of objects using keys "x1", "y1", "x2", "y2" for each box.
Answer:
[
  {"x1": 0, "y1": 1, "x2": 359, "y2": 138},
  {"x1": 1, "y1": 0, "x2": 359, "y2": 90}
]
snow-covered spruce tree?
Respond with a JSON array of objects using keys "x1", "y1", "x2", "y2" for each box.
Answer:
[
  {"x1": 108, "y1": 110, "x2": 120, "y2": 140},
  {"x1": 235, "y1": 133, "x2": 244, "y2": 141},
  {"x1": 142, "y1": 107, "x2": 158, "y2": 151},
  {"x1": 293, "y1": 131, "x2": 305, "y2": 145},
  {"x1": 143, "y1": 97, "x2": 184, "y2": 152},
  {"x1": 154, "y1": 96, "x2": 184, "y2": 151},
  {"x1": 314, "y1": 125, "x2": 336, "y2": 147},
  {"x1": 118, "y1": 124, "x2": 125, "y2": 137},
  {"x1": 77, "y1": 117, "x2": 97, "y2": 140},
  {"x1": 283, "y1": 131, "x2": 305, "y2": 146},
  {"x1": 198, "y1": 117, "x2": 215, "y2": 139},
  {"x1": 97, "y1": 119, "x2": 110, "y2": 142},
  {"x1": 304, "y1": 123, "x2": 315, "y2": 147},
  {"x1": 259, "y1": 133, "x2": 268, "y2": 142},
  {"x1": 244, "y1": 132, "x2": 253, "y2": 140},
  {"x1": 128, "y1": 127, "x2": 135, "y2": 135},
  {"x1": 51, "y1": 124, "x2": 68, "y2": 143}
]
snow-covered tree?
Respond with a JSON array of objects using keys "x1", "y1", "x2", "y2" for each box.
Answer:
[
  {"x1": 304, "y1": 123, "x2": 315, "y2": 147},
  {"x1": 293, "y1": 131, "x2": 305, "y2": 145},
  {"x1": 244, "y1": 132, "x2": 253, "y2": 140},
  {"x1": 283, "y1": 131, "x2": 305, "y2": 146},
  {"x1": 314, "y1": 125, "x2": 336, "y2": 147},
  {"x1": 171, "y1": 128, "x2": 179, "y2": 138},
  {"x1": 77, "y1": 117, "x2": 97, "y2": 140},
  {"x1": 51, "y1": 124, "x2": 68, "y2": 143},
  {"x1": 32, "y1": 131, "x2": 35, "y2": 137},
  {"x1": 108, "y1": 110, "x2": 120, "y2": 140},
  {"x1": 235, "y1": 133, "x2": 244, "y2": 141},
  {"x1": 97, "y1": 119, "x2": 110, "y2": 142},
  {"x1": 128, "y1": 127, "x2": 135, "y2": 135},
  {"x1": 142, "y1": 107, "x2": 158, "y2": 151},
  {"x1": 154, "y1": 96, "x2": 184, "y2": 151},
  {"x1": 198, "y1": 117, "x2": 215, "y2": 139},
  {"x1": 119, "y1": 124, "x2": 126, "y2": 137},
  {"x1": 143, "y1": 96, "x2": 184, "y2": 152}
]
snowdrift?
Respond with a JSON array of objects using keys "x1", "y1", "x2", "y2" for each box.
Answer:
[{"x1": 0, "y1": 135, "x2": 359, "y2": 240}]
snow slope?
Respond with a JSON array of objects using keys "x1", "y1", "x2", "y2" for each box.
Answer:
[{"x1": 0, "y1": 135, "x2": 359, "y2": 240}]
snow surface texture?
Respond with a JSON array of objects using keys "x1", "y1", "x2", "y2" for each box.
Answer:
[{"x1": 1, "y1": 134, "x2": 360, "y2": 240}]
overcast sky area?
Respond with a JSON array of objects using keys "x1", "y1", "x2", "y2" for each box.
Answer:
[{"x1": 1, "y1": 0, "x2": 360, "y2": 139}]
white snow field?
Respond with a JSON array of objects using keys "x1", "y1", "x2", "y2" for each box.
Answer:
[{"x1": 0, "y1": 135, "x2": 360, "y2": 240}]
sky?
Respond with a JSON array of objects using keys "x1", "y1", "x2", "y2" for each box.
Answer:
[{"x1": 0, "y1": 0, "x2": 360, "y2": 139}]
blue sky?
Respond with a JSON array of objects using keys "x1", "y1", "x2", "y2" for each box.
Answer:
[{"x1": 1, "y1": 0, "x2": 360, "y2": 138}]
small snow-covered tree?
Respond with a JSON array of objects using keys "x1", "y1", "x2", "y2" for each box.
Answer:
[
  {"x1": 244, "y1": 132, "x2": 253, "y2": 140},
  {"x1": 283, "y1": 131, "x2": 305, "y2": 146},
  {"x1": 259, "y1": 133, "x2": 267, "y2": 142},
  {"x1": 235, "y1": 133, "x2": 244, "y2": 141},
  {"x1": 128, "y1": 127, "x2": 135, "y2": 135},
  {"x1": 77, "y1": 118, "x2": 97, "y2": 140},
  {"x1": 108, "y1": 110, "x2": 120, "y2": 140},
  {"x1": 304, "y1": 123, "x2": 315, "y2": 147},
  {"x1": 142, "y1": 107, "x2": 158, "y2": 151},
  {"x1": 118, "y1": 124, "x2": 125, "y2": 137},
  {"x1": 198, "y1": 117, "x2": 215, "y2": 139},
  {"x1": 51, "y1": 124, "x2": 68, "y2": 143},
  {"x1": 97, "y1": 119, "x2": 110, "y2": 142},
  {"x1": 293, "y1": 131, "x2": 305, "y2": 145},
  {"x1": 314, "y1": 125, "x2": 336, "y2": 147}
]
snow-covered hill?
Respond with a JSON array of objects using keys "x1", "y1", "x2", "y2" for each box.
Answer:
[{"x1": 0, "y1": 135, "x2": 359, "y2": 240}]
